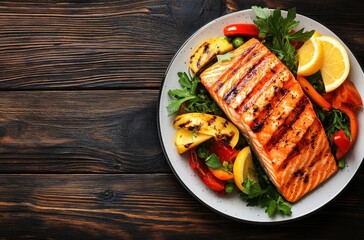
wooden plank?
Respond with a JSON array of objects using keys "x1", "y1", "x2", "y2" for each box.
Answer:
[
  {"x1": 0, "y1": 0, "x2": 226, "y2": 89},
  {"x1": 0, "y1": 90, "x2": 169, "y2": 173},
  {"x1": 0, "y1": 173, "x2": 363, "y2": 239},
  {"x1": 0, "y1": 1, "x2": 362, "y2": 90}
]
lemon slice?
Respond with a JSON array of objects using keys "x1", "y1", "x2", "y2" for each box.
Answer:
[
  {"x1": 297, "y1": 32, "x2": 323, "y2": 76},
  {"x1": 233, "y1": 146, "x2": 258, "y2": 191},
  {"x1": 316, "y1": 36, "x2": 350, "y2": 92}
]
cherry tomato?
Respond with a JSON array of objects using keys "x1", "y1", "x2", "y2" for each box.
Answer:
[
  {"x1": 223, "y1": 24, "x2": 259, "y2": 38},
  {"x1": 209, "y1": 141, "x2": 239, "y2": 164},
  {"x1": 189, "y1": 149, "x2": 225, "y2": 191},
  {"x1": 332, "y1": 129, "x2": 351, "y2": 158}
]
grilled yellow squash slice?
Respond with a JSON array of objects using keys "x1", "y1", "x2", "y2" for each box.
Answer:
[
  {"x1": 189, "y1": 37, "x2": 233, "y2": 74},
  {"x1": 174, "y1": 129, "x2": 213, "y2": 154},
  {"x1": 173, "y1": 113, "x2": 239, "y2": 150}
]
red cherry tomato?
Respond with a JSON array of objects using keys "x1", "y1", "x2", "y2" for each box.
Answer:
[{"x1": 332, "y1": 129, "x2": 351, "y2": 158}]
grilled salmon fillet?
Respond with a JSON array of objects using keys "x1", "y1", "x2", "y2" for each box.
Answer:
[{"x1": 200, "y1": 38, "x2": 337, "y2": 202}]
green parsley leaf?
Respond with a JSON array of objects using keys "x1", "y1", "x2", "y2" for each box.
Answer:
[
  {"x1": 205, "y1": 153, "x2": 221, "y2": 170},
  {"x1": 266, "y1": 200, "x2": 277, "y2": 217},
  {"x1": 167, "y1": 72, "x2": 224, "y2": 116},
  {"x1": 242, "y1": 178, "x2": 267, "y2": 198},
  {"x1": 277, "y1": 196, "x2": 292, "y2": 215},
  {"x1": 252, "y1": 6, "x2": 315, "y2": 75},
  {"x1": 240, "y1": 174, "x2": 292, "y2": 217}
]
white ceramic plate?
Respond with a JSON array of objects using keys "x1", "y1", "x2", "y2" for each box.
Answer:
[{"x1": 157, "y1": 9, "x2": 364, "y2": 223}]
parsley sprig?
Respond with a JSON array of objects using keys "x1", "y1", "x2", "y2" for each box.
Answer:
[
  {"x1": 167, "y1": 72, "x2": 223, "y2": 116},
  {"x1": 252, "y1": 6, "x2": 315, "y2": 75},
  {"x1": 241, "y1": 169, "x2": 292, "y2": 217}
]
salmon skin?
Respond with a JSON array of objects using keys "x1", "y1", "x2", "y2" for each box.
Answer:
[{"x1": 200, "y1": 38, "x2": 337, "y2": 202}]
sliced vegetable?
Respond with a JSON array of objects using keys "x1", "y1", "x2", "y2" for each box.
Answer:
[
  {"x1": 189, "y1": 37, "x2": 233, "y2": 74},
  {"x1": 331, "y1": 80, "x2": 363, "y2": 110},
  {"x1": 189, "y1": 149, "x2": 225, "y2": 191},
  {"x1": 209, "y1": 168, "x2": 234, "y2": 181},
  {"x1": 336, "y1": 104, "x2": 358, "y2": 160},
  {"x1": 209, "y1": 140, "x2": 239, "y2": 164},
  {"x1": 337, "y1": 104, "x2": 358, "y2": 143},
  {"x1": 174, "y1": 128, "x2": 213, "y2": 154},
  {"x1": 223, "y1": 23, "x2": 259, "y2": 38},
  {"x1": 173, "y1": 113, "x2": 240, "y2": 148},
  {"x1": 332, "y1": 129, "x2": 351, "y2": 158},
  {"x1": 297, "y1": 75, "x2": 332, "y2": 111}
]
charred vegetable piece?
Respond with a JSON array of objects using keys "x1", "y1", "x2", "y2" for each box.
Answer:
[
  {"x1": 173, "y1": 113, "x2": 239, "y2": 148},
  {"x1": 189, "y1": 37, "x2": 233, "y2": 74},
  {"x1": 174, "y1": 128, "x2": 212, "y2": 154}
]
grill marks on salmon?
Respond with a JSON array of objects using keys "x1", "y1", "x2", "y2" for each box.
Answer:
[{"x1": 200, "y1": 38, "x2": 337, "y2": 202}]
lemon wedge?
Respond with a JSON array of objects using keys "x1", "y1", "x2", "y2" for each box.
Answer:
[
  {"x1": 316, "y1": 36, "x2": 350, "y2": 92},
  {"x1": 297, "y1": 31, "x2": 323, "y2": 76},
  {"x1": 233, "y1": 146, "x2": 258, "y2": 191}
]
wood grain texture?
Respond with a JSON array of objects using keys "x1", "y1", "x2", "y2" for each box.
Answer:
[
  {"x1": 0, "y1": 0, "x2": 362, "y2": 89},
  {"x1": 0, "y1": 90, "x2": 168, "y2": 173},
  {"x1": 0, "y1": 0, "x2": 225, "y2": 89},
  {"x1": 0, "y1": 173, "x2": 363, "y2": 240}
]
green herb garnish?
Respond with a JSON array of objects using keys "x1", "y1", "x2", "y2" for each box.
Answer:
[
  {"x1": 205, "y1": 153, "x2": 221, "y2": 170},
  {"x1": 252, "y1": 6, "x2": 315, "y2": 75},
  {"x1": 240, "y1": 158, "x2": 292, "y2": 217},
  {"x1": 323, "y1": 109, "x2": 351, "y2": 141},
  {"x1": 305, "y1": 71, "x2": 326, "y2": 93},
  {"x1": 241, "y1": 178, "x2": 292, "y2": 217},
  {"x1": 167, "y1": 72, "x2": 223, "y2": 116}
]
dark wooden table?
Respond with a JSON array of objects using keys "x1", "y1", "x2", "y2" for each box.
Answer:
[{"x1": 0, "y1": 1, "x2": 363, "y2": 239}]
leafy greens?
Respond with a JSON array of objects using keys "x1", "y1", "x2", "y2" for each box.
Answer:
[
  {"x1": 167, "y1": 72, "x2": 223, "y2": 116},
  {"x1": 252, "y1": 6, "x2": 315, "y2": 75}
]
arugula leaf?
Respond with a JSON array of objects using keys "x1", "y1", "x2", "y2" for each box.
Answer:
[
  {"x1": 252, "y1": 6, "x2": 315, "y2": 76},
  {"x1": 323, "y1": 109, "x2": 351, "y2": 140},
  {"x1": 167, "y1": 72, "x2": 223, "y2": 116},
  {"x1": 306, "y1": 71, "x2": 326, "y2": 93}
]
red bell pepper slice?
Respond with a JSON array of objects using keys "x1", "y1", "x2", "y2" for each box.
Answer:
[
  {"x1": 189, "y1": 149, "x2": 225, "y2": 191},
  {"x1": 334, "y1": 104, "x2": 358, "y2": 160},
  {"x1": 223, "y1": 23, "x2": 259, "y2": 38},
  {"x1": 208, "y1": 141, "x2": 239, "y2": 164}
]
